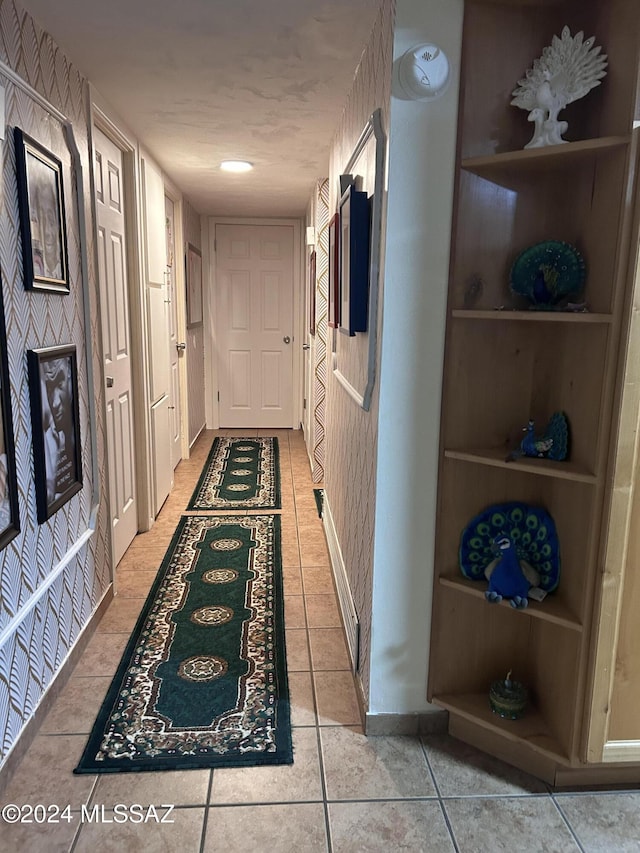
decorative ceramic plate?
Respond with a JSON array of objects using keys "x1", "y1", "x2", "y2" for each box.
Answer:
[{"x1": 510, "y1": 240, "x2": 586, "y2": 309}]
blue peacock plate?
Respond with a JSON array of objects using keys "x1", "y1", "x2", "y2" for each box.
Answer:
[
  {"x1": 459, "y1": 502, "x2": 560, "y2": 593},
  {"x1": 510, "y1": 240, "x2": 586, "y2": 309}
]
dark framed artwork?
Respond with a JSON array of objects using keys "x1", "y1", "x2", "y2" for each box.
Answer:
[
  {"x1": 186, "y1": 242, "x2": 203, "y2": 328},
  {"x1": 14, "y1": 127, "x2": 69, "y2": 294},
  {"x1": 339, "y1": 184, "x2": 370, "y2": 337},
  {"x1": 328, "y1": 213, "x2": 340, "y2": 329},
  {"x1": 309, "y1": 250, "x2": 316, "y2": 336},
  {"x1": 28, "y1": 345, "x2": 82, "y2": 523},
  {"x1": 0, "y1": 285, "x2": 19, "y2": 549}
]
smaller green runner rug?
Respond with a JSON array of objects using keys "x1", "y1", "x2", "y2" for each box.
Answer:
[
  {"x1": 187, "y1": 437, "x2": 281, "y2": 511},
  {"x1": 75, "y1": 514, "x2": 292, "y2": 773}
]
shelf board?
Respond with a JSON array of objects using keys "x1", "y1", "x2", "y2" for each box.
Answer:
[
  {"x1": 451, "y1": 310, "x2": 613, "y2": 324},
  {"x1": 439, "y1": 575, "x2": 583, "y2": 632},
  {"x1": 432, "y1": 692, "x2": 571, "y2": 765},
  {"x1": 443, "y1": 448, "x2": 598, "y2": 484},
  {"x1": 461, "y1": 136, "x2": 630, "y2": 185}
]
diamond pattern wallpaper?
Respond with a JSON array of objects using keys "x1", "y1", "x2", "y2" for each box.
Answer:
[
  {"x1": 311, "y1": 178, "x2": 328, "y2": 483},
  {"x1": 324, "y1": 0, "x2": 394, "y2": 703},
  {"x1": 0, "y1": 0, "x2": 110, "y2": 765}
]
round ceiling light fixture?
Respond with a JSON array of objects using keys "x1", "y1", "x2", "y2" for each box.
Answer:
[{"x1": 220, "y1": 159, "x2": 253, "y2": 173}]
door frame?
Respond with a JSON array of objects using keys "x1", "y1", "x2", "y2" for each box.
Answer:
[
  {"x1": 205, "y1": 217, "x2": 303, "y2": 430},
  {"x1": 163, "y1": 178, "x2": 190, "y2": 461},
  {"x1": 88, "y1": 91, "x2": 154, "y2": 569}
]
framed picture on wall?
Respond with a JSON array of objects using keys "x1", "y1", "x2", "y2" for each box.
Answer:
[
  {"x1": 14, "y1": 127, "x2": 69, "y2": 294},
  {"x1": 186, "y1": 242, "x2": 203, "y2": 328},
  {"x1": 0, "y1": 284, "x2": 19, "y2": 549},
  {"x1": 328, "y1": 213, "x2": 340, "y2": 329},
  {"x1": 28, "y1": 345, "x2": 83, "y2": 523},
  {"x1": 309, "y1": 250, "x2": 316, "y2": 336},
  {"x1": 339, "y1": 184, "x2": 370, "y2": 337}
]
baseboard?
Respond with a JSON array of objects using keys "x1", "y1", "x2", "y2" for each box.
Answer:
[
  {"x1": 322, "y1": 495, "x2": 360, "y2": 673},
  {"x1": 365, "y1": 710, "x2": 449, "y2": 736},
  {"x1": 0, "y1": 585, "x2": 114, "y2": 797},
  {"x1": 189, "y1": 421, "x2": 207, "y2": 450}
]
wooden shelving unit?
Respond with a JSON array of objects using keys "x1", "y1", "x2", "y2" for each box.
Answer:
[
  {"x1": 451, "y1": 310, "x2": 613, "y2": 324},
  {"x1": 428, "y1": 0, "x2": 640, "y2": 783}
]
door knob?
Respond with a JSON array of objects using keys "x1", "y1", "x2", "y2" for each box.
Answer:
[
  {"x1": 176, "y1": 342, "x2": 187, "y2": 351},
  {"x1": 106, "y1": 376, "x2": 114, "y2": 388},
  {"x1": 283, "y1": 336, "x2": 291, "y2": 344}
]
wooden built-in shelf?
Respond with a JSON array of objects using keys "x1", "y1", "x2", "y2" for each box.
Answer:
[
  {"x1": 443, "y1": 448, "x2": 598, "y2": 484},
  {"x1": 461, "y1": 136, "x2": 629, "y2": 185},
  {"x1": 429, "y1": 0, "x2": 638, "y2": 781},
  {"x1": 451, "y1": 310, "x2": 613, "y2": 324},
  {"x1": 432, "y1": 692, "x2": 571, "y2": 765},
  {"x1": 439, "y1": 575, "x2": 583, "y2": 632}
]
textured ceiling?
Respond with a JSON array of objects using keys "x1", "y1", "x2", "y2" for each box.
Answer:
[{"x1": 20, "y1": 0, "x2": 382, "y2": 216}]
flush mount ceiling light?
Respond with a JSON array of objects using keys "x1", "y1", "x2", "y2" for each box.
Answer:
[{"x1": 220, "y1": 160, "x2": 253, "y2": 173}]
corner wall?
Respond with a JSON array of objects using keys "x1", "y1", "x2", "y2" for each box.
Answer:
[
  {"x1": 369, "y1": 0, "x2": 464, "y2": 714},
  {"x1": 0, "y1": 0, "x2": 110, "y2": 764}
]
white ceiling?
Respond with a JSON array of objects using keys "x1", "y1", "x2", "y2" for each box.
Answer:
[{"x1": 20, "y1": 0, "x2": 382, "y2": 216}]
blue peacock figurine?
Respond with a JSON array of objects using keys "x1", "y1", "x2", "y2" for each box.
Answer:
[
  {"x1": 459, "y1": 502, "x2": 561, "y2": 608},
  {"x1": 509, "y1": 240, "x2": 586, "y2": 310},
  {"x1": 506, "y1": 411, "x2": 569, "y2": 463}
]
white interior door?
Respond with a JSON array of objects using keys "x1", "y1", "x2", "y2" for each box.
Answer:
[
  {"x1": 216, "y1": 223, "x2": 294, "y2": 428},
  {"x1": 94, "y1": 127, "x2": 138, "y2": 566},
  {"x1": 141, "y1": 153, "x2": 172, "y2": 514},
  {"x1": 165, "y1": 195, "x2": 182, "y2": 470}
]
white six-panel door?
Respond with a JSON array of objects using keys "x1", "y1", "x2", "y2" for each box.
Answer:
[
  {"x1": 216, "y1": 224, "x2": 294, "y2": 428},
  {"x1": 165, "y1": 195, "x2": 182, "y2": 470},
  {"x1": 94, "y1": 127, "x2": 138, "y2": 566},
  {"x1": 140, "y1": 153, "x2": 173, "y2": 516}
]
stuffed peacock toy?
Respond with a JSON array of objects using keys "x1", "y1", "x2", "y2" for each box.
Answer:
[
  {"x1": 506, "y1": 411, "x2": 569, "y2": 462},
  {"x1": 459, "y1": 502, "x2": 561, "y2": 608}
]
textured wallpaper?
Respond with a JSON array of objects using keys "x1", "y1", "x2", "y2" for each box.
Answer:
[
  {"x1": 325, "y1": 0, "x2": 394, "y2": 703},
  {"x1": 311, "y1": 178, "x2": 329, "y2": 483},
  {"x1": 0, "y1": 0, "x2": 110, "y2": 763},
  {"x1": 183, "y1": 199, "x2": 205, "y2": 446}
]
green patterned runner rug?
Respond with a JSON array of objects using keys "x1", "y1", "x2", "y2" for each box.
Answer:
[
  {"x1": 187, "y1": 437, "x2": 281, "y2": 510},
  {"x1": 75, "y1": 514, "x2": 292, "y2": 773}
]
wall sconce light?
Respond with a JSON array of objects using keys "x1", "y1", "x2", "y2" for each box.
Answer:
[{"x1": 395, "y1": 43, "x2": 450, "y2": 101}]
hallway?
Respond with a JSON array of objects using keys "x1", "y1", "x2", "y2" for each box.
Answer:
[{"x1": 0, "y1": 429, "x2": 639, "y2": 852}]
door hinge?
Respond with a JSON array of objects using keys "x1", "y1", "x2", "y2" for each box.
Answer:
[
  {"x1": 303, "y1": 398, "x2": 306, "y2": 410},
  {"x1": 217, "y1": 391, "x2": 220, "y2": 401}
]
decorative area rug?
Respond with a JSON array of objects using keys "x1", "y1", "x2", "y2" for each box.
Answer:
[
  {"x1": 75, "y1": 514, "x2": 292, "y2": 773},
  {"x1": 187, "y1": 437, "x2": 281, "y2": 511}
]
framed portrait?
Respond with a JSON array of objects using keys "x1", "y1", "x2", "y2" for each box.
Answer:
[
  {"x1": 28, "y1": 345, "x2": 82, "y2": 523},
  {"x1": 14, "y1": 127, "x2": 69, "y2": 294},
  {"x1": 328, "y1": 213, "x2": 340, "y2": 329},
  {"x1": 308, "y1": 250, "x2": 316, "y2": 336},
  {"x1": 186, "y1": 242, "x2": 203, "y2": 328},
  {"x1": 339, "y1": 184, "x2": 370, "y2": 337},
  {"x1": 0, "y1": 285, "x2": 19, "y2": 549}
]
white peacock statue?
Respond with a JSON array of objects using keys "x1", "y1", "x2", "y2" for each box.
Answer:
[{"x1": 511, "y1": 27, "x2": 608, "y2": 149}]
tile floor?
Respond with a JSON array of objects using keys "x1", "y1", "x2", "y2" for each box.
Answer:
[{"x1": 1, "y1": 429, "x2": 640, "y2": 852}]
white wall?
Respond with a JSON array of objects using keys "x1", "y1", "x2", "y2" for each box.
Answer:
[{"x1": 369, "y1": 0, "x2": 464, "y2": 714}]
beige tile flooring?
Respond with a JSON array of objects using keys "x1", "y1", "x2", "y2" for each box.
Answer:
[{"x1": 1, "y1": 429, "x2": 640, "y2": 852}]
